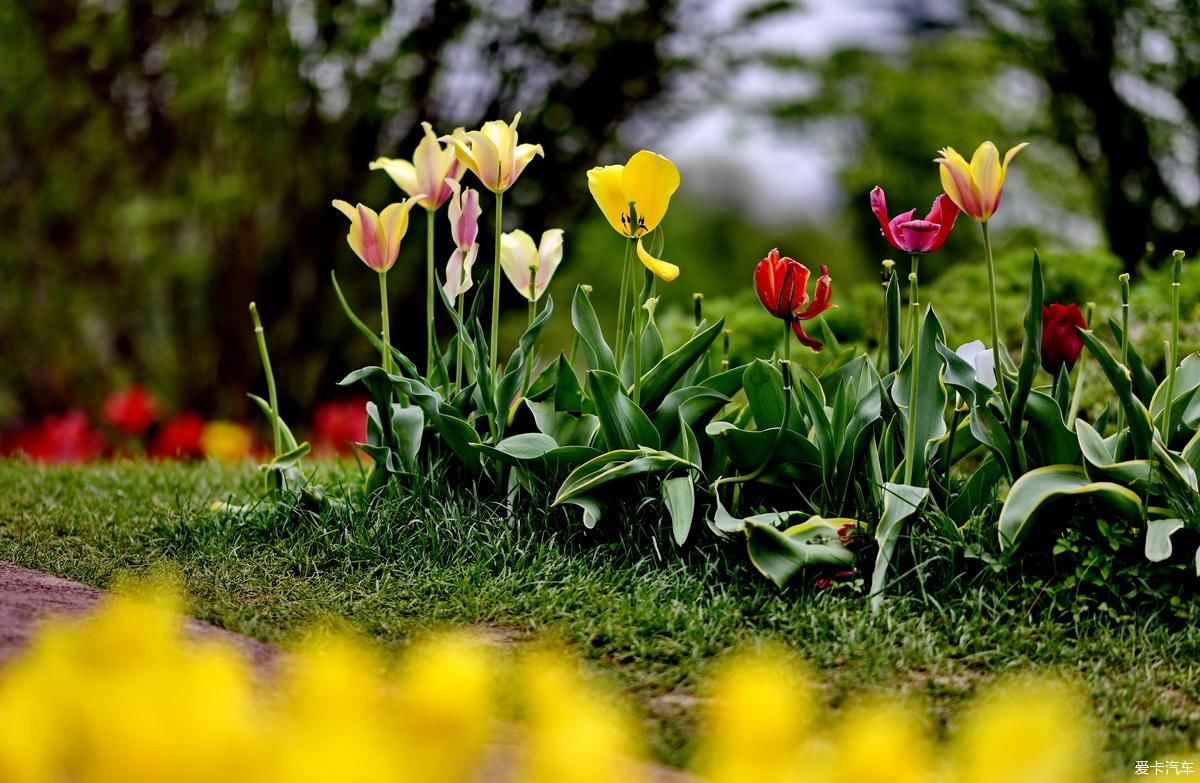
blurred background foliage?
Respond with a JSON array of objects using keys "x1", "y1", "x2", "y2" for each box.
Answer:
[{"x1": 2, "y1": 0, "x2": 1199, "y2": 432}]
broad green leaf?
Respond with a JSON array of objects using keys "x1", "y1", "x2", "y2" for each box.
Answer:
[
  {"x1": 1076, "y1": 420, "x2": 1151, "y2": 486},
  {"x1": 1079, "y1": 329, "x2": 1153, "y2": 458},
  {"x1": 744, "y1": 359, "x2": 788, "y2": 430},
  {"x1": 1023, "y1": 391, "x2": 1081, "y2": 467},
  {"x1": 745, "y1": 517, "x2": 855, "y2": 588},
  {"x1": 1108, "y1": 317, "x2": 1157, "y2": 402},
  {"x1": 947, "y1": 457, "x2": 1003, "y2": 524},
  {"x1": 890, "y1": 307, "x2": 949, "y2": 485},
  {"x1": 997, "y1": 465, "x2": 1142, "y2": 550},
  {"x1": 869, "y1": 482, "x2": 928, "y2": 610},
  {"x1": 488, "y1": 433, "x2": 559, "y2": 460},
  {"x1": 663, "y1": 475, "x2": 696, "y2": 547},
  {"x1": 554, "y1": 355, "x2": 585, "y2": 412},
  {"x1": 571, "y1": 285, "x2": 616, "y2": 374},
  {"x1": 1010, "y1": 250, "x2": 1043, "y2": 429},
  {"x1": 563, "y1": 496, "x2": 602, "y2": 529},
  {"x1": 1146, "y1": 518, "x2": 1186, "y2": 562},
  {"x1": 526, "y1": 399, "x2": 600, "y2": 447},
  {"x1": 391, "y1": 404, "x2": 424, "y2": 472},
  {"x1": 638, "y1": 317, "x2": 726, "y2": 410},
  {"x1": 586, "y1": 370, "x2": 661, "y2": 450},
  {"x1": 704, "y1": 422, "x2": 822, "y2": 473},
  {"x1": 553, "y1": 448, "x2": 694, "y2": 506},
  {"x1": 969, "y1": 401, "x2": 1014, "y2": 478},
  {"x1": 652, "y1": 386, "x2": 729, "y2": 444},
  {"x1": 496, "y1": 297, "x2": 554, "y2": 429},
  {"x1": 1150, "y1": 352, "x2": 1200, "y2": 437}
]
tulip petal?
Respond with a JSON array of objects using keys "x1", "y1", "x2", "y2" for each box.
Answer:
[
  {"x1": 443, "y1": 244, "x2": 479, "y2": 301},
  {"x1": 369, "y1": 158, "x2": 420, "y2": 200},
  {"x1": 588, "y1": 165, "x2": 630, "y2": 237},
  {"x1": 927, "y1": 194, "x2": 959, "y2": 250},
  {"x1": 535, "y1": 228, "x2": 565, "y2": 299},
  {"x1": 936, "y1": 147, "x2": 985, "y2": 220},
  {"x1": 500, "y1": 229, "x2": 540, "y2": 301},
  {"x1": 636, "y1": 237, "x2": 679, "y2": 282},
  {"x1": 791, "y1": 320, "x2": 824, "y2": 352},
  {"x1": 622, "y1": 151, "x2": 680, "y2": 235},
  {"x1": 970, "y1": 141, "x2": 1003, "y2": 219},
  {"x1": 869, "y1": 186, "x2": 898, "y2": 248},
  {"x1": 509, "y1": 143, "x2": 544, "y2": 190},
  {"x1": 379, "y1": 199, "x2": 420, "y2": 271},
  {"x1": 356, "y1": 203, "x2": 387, "y2": 271}
]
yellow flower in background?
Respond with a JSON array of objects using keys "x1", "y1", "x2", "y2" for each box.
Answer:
[
  {"x1": 828, "y1": 699, "x2": 934, "y2": 783},
  {"x1": 441, "y1": 113, "x2": 543, "y2": 193},
  {"x1": 200, "y1": 421, "x2": 252, "y2": 464},
  {"x1": 587, "y1": 150, "x2": 681, "y2": 281},
  {"x1": 331, "y1": 198, "x2": 422, "y2": 273},
  {"x1": 369, "y1": 122, "x2": 465, "y2": 211},
  {"x1": 694, "y1": 647, "x2": 813, "y2": 783},
  {"x1": 951, "y1": 677, "x2": 1093, "y2": 783},
  {"x1": 499, "y1": 228, "x2": 565, "y2": 301},
  {"x1": 935, "y1": 140, "x2": 1029, "y2": 222}
]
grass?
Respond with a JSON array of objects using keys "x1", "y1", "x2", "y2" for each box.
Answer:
[{"x1": 0, "y1": 458, "x2": 1197, "y2": 776}]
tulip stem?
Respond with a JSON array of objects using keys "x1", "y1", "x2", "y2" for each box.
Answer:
[
  {"x1": 615, "y1": 239, "x2": 633, "y2": 368},
  {"x1": 426, "y1": 209, "x2": 435, "y2": 378},
  {"x1": 1066, "y1": 302, "x2": 1095, "y2": 430},
  {"x1": 455, "y1": 295, "x2": 465, "y2": 390},
  {"x1": 489, "y1": 191, "x2": 504, "y2": 381},
  {"x1": 632, "y1": 259, "x2": 646, "y2": 404},
  {"x1": 1164, "y1": 250, "x2": 1184, "y2": 442},
  {"x1": 1115, "y1": 273, "x2": 1130, "y2": 433},
  {"x1": 980, "y1": 222, "x2": 1009, "y2": 418},
  {"x1": 904, "y1": 257, "x2": 921, "y2": 485},
  {"x1": 378, "y1": 270, "x2": 392, "y2": 375},
  {"x1": 523, "y1": 266, "x2": 537, "y2": 394},
  {"x1": 883, "y1": 260, "x2": 901, "y2": 374},
  {"x1": 249, "y1": 302, "x2": 282, "y2": 458}
]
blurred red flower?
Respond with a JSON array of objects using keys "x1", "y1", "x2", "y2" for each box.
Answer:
[
  {"x1": 1, "y1": 410, "x2": 105, "y2": 463},
  {"x1": 313, "y1": 399, "x2": 368, "y2": 456},
  {"x1": 1041, "y1": 303, "x2": 1087, "y2": 375},
  {"x1": 149, "y1": 413, "x2": 206, "y2": 459},
  {"x1": 102, "y1": 385, "x2": 160, "y2": 436}
]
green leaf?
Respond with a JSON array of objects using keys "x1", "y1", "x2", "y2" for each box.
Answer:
[
  {"x1": 1108, "y1": 317, "x2": 1157, "y2": 402},
  {"x1": 563, "y1": 496, "x2": 603, "y2": 529},
  {"x1": 997, "y1": 465, "x2": 1143, "y2": 551},
  {"x1": 488, "y1": 432, "x2": 559, "y2": 460},
  {"x1": 571, "y1": 285, "x2": 616, "y2": 375},
  {"x1": 1146, "y1": 518, "x2": 1187, "y2": 562},
  {"x1": 1150, "y1": 352, "x2": 1200, "y2": 437},
  {"x1": 652, "y1": 386, "x2": 730, "y2": 444},
  {"x1": 947, "y1": 457, "x2": 1003, "y2": 524},
  {"x1": 246, "y1": 393, "x2": 299, "y2": 452},
  {"x1": 663, "y1": 475, "x2": 696, "y2": 547},
  {"x1": 586, "y1": 370, "x2": 661, "y2": 450},
  {"x1": 969, "y1": 402, "x2": 1014, "y2": 478},
  {"x1": 744, "y1": 359, "x2": 788, "y2": 430},
  {"x1": 1079, "y1": 329, "x2": 1154, "y2": 458},
  {"x1": 391, "y1": 404, "x2": 424, "y2": 472},
  {"x1": 526, "y1": 399, "x2": 601, "y2": 447},
  {"x1": 1076, "y1": 420, "x2": 1151, "y2": 486},
  {"x1": 890, "y1": 307, "x2": 949, "y2": 486},
  {"x1": 496, "y1": 296, "x2": 554, "y2": 426},
  {"x1": 745, "y1": 516, "x2": 855, "y2": 588},
  {"x1": 705, "y1": 422, "x2": 822, "y2": 473},
  {"x1": 638, "y1": 317, "x2": 726, "y2": 410},
  {"x1": 1023, "y1": 391, "x2": 1081, "y2": 467},
  {"x1": 553, "y1": 448, "x2": 695, "y2": 506},
  {"x1": 1010, "y1": 250, "x2": 1043, "y2": 429},
  {"x1": 869, "y1": 482, "x2": 928, "y2": 610}
]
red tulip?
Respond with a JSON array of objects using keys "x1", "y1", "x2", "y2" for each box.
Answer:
[
  {"x1": 753, "y1": 248, "x2": 834, "y2": 351},
  {"x1": 2, "y1": 411, "x2": 105, "y2": 463},
  {"x1": 149, "y1": 413, "x2": 206, "y2": 459},
  {"x1": 1041, "y1": 303, "x2": 1086, "y2": 375},
  {"x1": 102, "y1": 385, "x2": 160, "y2": 436},
  {"x1": 869, "y1": 187, "x2": 959, "y2": 255},
  {"x1": 313, "y1": 399, "x2": 368, "y2": 456}
]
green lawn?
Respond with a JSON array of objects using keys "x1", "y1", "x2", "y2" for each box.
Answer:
[{"x1": 0, "y1": 459, "x2": 1197, "y2": 776}]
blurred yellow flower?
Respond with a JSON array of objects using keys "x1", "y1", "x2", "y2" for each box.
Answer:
[
  {"x1": 200, "y1": 421, "x2": 253, "y2": 463},
  {"x1": 587, "y1": 150, "x2": 681, "y2": 281},
  {"x1": 935, "y1": 140, "x2": 1028, "y2": 222},
  {"x1": 442, "y1": 113, "x2": 543, "y2": 194},
  {"x1": 369, "y1": 121, "x2": 465, "y2": 211},
  {"x1": 828, "y1": 699, "x2": 934, "y2": 783}
]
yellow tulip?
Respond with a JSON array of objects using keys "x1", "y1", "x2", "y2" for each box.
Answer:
[
  {"x1": 587, "y1": 150, "x2": 681, "y2": 281},
  {"x1": 441, "y1": 113, "x2": 543, "y2": 193},
  {"x1": 369, "y1": 122, "x2": 464, "y2": 212},
  {"x1": 200, "y1": 421, "x2": 253, "y2": 464},
  {"x1": 331, "y1": 198, "x2": 422, "y2": 273},
  {"x1": 935, "y1": 140, "x2": 1029, "y2": 222},
  {"x1": 499, "y1": 228, "x2": 564, "y2": 301}
]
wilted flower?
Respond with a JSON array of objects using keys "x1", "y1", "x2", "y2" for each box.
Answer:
[
  {"x1": 1041, "y1": 303, "x2": 1087, "y2": 375},
  {"x1": 331, "y1": 199, "x2": 422, "y2": 273},
  {"x1": 149, "y1": 413, "x2": 206, "y2": 459},
  {"x1": 753, "y1": 248, "x2": 834, "y2": 351},
  {"x1": 200, "y1": 421, "x2": 252, "y2": 464},
  {"x1": 369, "y1": 122, "x2": 464, "y2": 211},
  {"x1": 955, "y1": 340, "x2": 997, "y2": 390},
  {"x1": 587, "y1": 150, "x2": 681, "y2": 281},
  {"x1": 444, "y1": 180, "x2": 482, "y2": 302},
  {"x1": 869, "y1": 187, "x2": 959, "y2": 255},
  {"x1": 102, "y1": 385, "x2": 160, "y2": 436},
  {"x1": 500, "y1": 229, "x2": 564, "y2": 302},
  {"x1": 441, "y1": 113, "x2": 543, "y2": 194},
  {"x1": 936, "y1": 141, "x2": 1029, "y2": 222}
]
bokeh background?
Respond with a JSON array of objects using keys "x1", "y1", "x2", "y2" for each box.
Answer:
[{"x1": 4, "y1": 0, "x2": 1199, "y2": 436}]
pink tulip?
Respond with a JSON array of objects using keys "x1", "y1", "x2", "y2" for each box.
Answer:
[{"x1": 869, "y1": 187, "x2": 959, "y2": 255}]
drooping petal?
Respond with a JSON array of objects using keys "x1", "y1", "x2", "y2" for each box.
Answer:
[
  {"x1": 621, "y1": 150, "x2": 680, "y2": 235},
  {"x1": 500, "y1": 229, "x2": 540, "y2": 300},
  {"x1": 636, "y1": 237, "x2": 679, "y2": 282},
  {"x1": 869, "y1": 186, "x2": 899, "y2": 249},
  {"x1": 795, "y1": 264, "x2": 833, "y2": 320},
  {"x1": 587, "y1": 165, "x2": 631, "y2": 237},
  {"x1": 969, "y1": 141, "x2": 1003, "y2": 219},
  {"x1": 926, "y1": 194, "x2": 959, "y2": 251},
  {"x1": 443, "y1": 244, "x2": 479, "y2": 301},
  {"x1": 791, "y1": 320, "x2": 824, "y2": 351},
  {"x1": 534, "y1": 228, "x2": 565, "y2": 299},
  {"x1": 369, "y1": 158, "x2": 420, "y2": 200},
  {"x1": 936, "y1": 147, "x2": 985, "y2": 220},
  {"x1": 509, "y1": 143, "x2": 545, "y2": 190}
]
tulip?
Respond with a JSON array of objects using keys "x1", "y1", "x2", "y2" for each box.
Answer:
[
  {"x1": 444, "y1": 179, "x2": 482, "y2": 388},
  {"x1": 149, "y1": 413, "x2": 205, "y2": 460},
  {"x1": 332, "y1": 198, "x2": 422, "y2": 373},
  {"x1": 935, "y1": 141, "x2": 1028, "y2": 223},
  {"x1": 200, "y1": 421, "x2": 253, "y2": 464},
  {"x1": 372, "y1": 123, "x2": 467, "y2": 377},
  {"x1": 102, "y1": 385, "x2": 160, "y2": 437},
  {"x1": 586, "y1": 150, "x2": 681, "y2": 282},
  {"x1": 1041, "y1": 303, "x2": 1086, "y2": 375},
  {"x1": 500, "y1": 229, "x2": 564, "y2": 305},
  {"x1": 370, "y1": 123, "x2": 464, "y2": 212},
  {"x1": 753, "y1": 248, "x2": 834, "y2": 352},
  {"x1": 441, "y1": 114, "x2": 543, "y2": 195},
  {"x1": 955, "y1": 340, "x2": 997, "y2": 390},
  {"x1": 869, "y1": 187, "x2": 959, "y2": 255}
]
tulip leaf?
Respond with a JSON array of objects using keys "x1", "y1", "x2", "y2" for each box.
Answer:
[
  {"x1": 652, "y1": 386, "x2": 730, "y2": 444},
  {"x1": 496, "y1": 296, "x2": 554, "y2": 430},
  {"x1": 968, "y1": 401, "x2": 1014, "y2": 479},
  {"x1": 744, "y1": 359, "x2": 788, "y2": 430},
  {"x1": 571, "y1": 285, "x2": 616, "y2": 375},
  {"x1": 526, "y1": 399, "x2": 601, "y2": 448},
  {"x1": 869, "y1": 482, "x2": 929, "y2": 611},
  {"x1": 554, "y1": 355, "x2": 586, "y2": 413},
  {"x1": 1150, "y1": 352, "x2": 1200, "y2": 438},
  {"x1": 1108, "y1": 317, "x2": 1157, "y2": 403},
  {"x1": 889, "y1": 306, "x2": 948, "y2": 486},
  {"x1": 247, "y1": 393, "x2": 300, "y2": 453},
  {"x1": 1075, "y1": 420, "x2": 1152, "y2": 486},
  {"x1": 562, "y1": 495, "x2": 603, "y2": 529},
  {"x1": 997, "y1": 465, "x2": 1143, "y2": 551},
  {"x1": 705, "y1": 422, "x2": 822, "y2": 475},
  {"x1": 1022, "y1": 390, "x2": 1081, "y2": 467},
  {"x1": 638, "y1": 317, "x2": 726, "y2": 410},
  {"x1": 553, "y1": 448, "x2": 696, "y2": 507},
  {"x1": 663, "y1": 475, "x2": 696, "y2": 547},
  {"x1": 1010, "y1": 250, "x2": 1043, "y2": 432},
  {"x1": 745, "y1": 516, "x2": 855, "y2": 588},
  {"x1": 1079, "y1": 329, "x2": 1154, "y2": 458},
  {"x1": 947, "y1": 456, "x2": 1003, "y2": 524},
  {"x1": 386, "y1": 374, "x2": 483, "y2": 473},
  {"x1": 390, "y1": 404, "x2": 424, "y2": 472},
  {"x1": 586, "y1": 370, "x2": 661, "y2": 450},
  {"x1": 1146, "y1": 518, "x2": 1187, "y2": 563}
]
